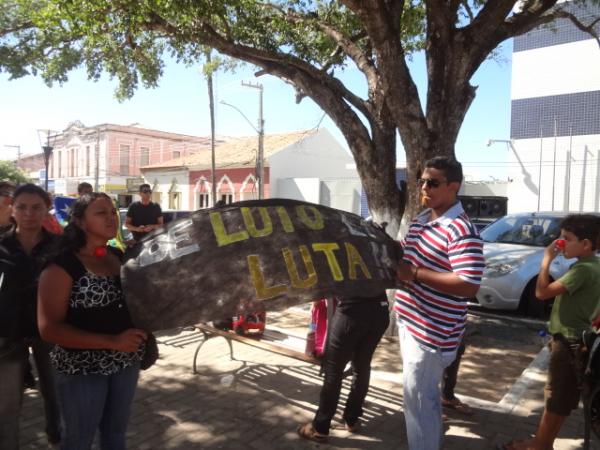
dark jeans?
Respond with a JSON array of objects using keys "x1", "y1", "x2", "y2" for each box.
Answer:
[
  {"x1": 442, "y1": 339, "x2": 466, "y2": 400},
  {"x1": 0, "y1": 339, "x2": 26, "y2": 450},
  {"x1": 56, "y1": 364, "x2": 140, "y2": 450},
  {"x1": 29, "y1": 338, "x2": 62, "y2": 442},
  {"x1": 313, "y1": 299, "x2": 389, "y2": 434}
]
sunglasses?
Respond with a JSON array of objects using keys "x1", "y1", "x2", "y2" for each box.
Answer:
[
  {"x1": 417, "y1": 178, "x2": 447, "y2": 189},
  {"x1": 140, "y1": 189, "x2": 152, "y2": 193}
]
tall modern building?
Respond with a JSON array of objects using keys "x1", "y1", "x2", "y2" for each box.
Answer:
[{"x1": 507, "y1": 1, "x2": 600, "y2": 213}]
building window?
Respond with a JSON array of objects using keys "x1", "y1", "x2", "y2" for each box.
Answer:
[
  {"x1": 198, "y1": 193, "x2": 210, "y2": 209},
  {"x1": 120, "y1": 145, "x2": 130, "y2": 175},
  {"x1": 173, "y1": 150, "x2": 180, "y2": 159},
  {"x1": 220, "y1": 193, "x2": 233, "y2": 204},
  {"x1": 140, "y1": 147, "x2": 149, "y2": 167},
  {"x1": 168, "y1": 192, "x2": 181, "y2": 209},
  {"x1": 85, "y1": 146, "x2": 90, "y2": 176},
  {"x1": 72, "y1": 148, "x2": 78, "y2": 177}
]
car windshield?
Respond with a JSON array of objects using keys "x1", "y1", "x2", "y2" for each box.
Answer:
[{"x1": 480, "y1": 215, "x2": 562, "y2": 247}]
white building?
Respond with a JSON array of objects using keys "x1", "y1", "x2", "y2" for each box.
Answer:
[
  {"x1": 141, "y1": 128, "x2": 362, "y2": 214},
  {"x1": 507, "y1": 1, "x2": 600, "y2": 213}
]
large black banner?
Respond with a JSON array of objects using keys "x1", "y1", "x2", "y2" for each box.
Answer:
[{"x1": 122, "y1": 199, "x2": 400, "y2": 332}]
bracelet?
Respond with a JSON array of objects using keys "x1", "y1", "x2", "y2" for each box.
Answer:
[{"x1": 413, "y1": 266, "x2": 420, "y2": 282}]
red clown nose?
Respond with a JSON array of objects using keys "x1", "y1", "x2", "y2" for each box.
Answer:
[{"x1": 555, "y1": 239, "x2": 566, "y2": 249}]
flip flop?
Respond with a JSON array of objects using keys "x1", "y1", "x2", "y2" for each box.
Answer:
[
  {"x1": 442, "y1": 398, "x2": 473, "y2": 415},
  {"x1": 297, "y1": 423, "x2": 328, "y2": 442}
]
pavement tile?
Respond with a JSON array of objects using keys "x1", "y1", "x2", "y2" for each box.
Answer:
[{"x1": 17, "y1": 309, "x2": 600, "y2": 449}]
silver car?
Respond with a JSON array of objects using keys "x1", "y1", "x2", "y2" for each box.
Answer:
[{"x1": 476, "y1": 212, "x2": 579, "y2": 317}]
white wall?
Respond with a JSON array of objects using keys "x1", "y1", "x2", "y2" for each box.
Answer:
[
  {"x1": 268, "y1": 128, "x2": 357, "y2": 197},
  {"x1": 277, "y1": 178, "x2": 320, "y2": 204},
  {"x1": 506, "y1": 135, "x2": 600, "y2": 213},
  {"x1": 142, "y1": 169, "x2": 189, "y2": 210},
  {"x1": 512, "y1": 39, "x2": 600, "y2": 99},
  {"x1": 320, "y1": 178, "x2": 362, "y2": 214}
]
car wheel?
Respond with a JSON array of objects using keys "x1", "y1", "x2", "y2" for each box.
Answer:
[
  {"x1": 519, "y1": 278, "x2": 553, "y2": 319},
  {"x1": 234, "y1": 326, "x2": 245, "y2": 336}
]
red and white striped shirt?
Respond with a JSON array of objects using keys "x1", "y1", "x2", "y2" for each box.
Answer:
[{"x1": 394, "y1": 202, "x2": 484, "y2": 353}]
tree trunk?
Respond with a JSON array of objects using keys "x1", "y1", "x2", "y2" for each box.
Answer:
[{"x1": 354, "y1": 121, "x2": 403, "y2": 238}]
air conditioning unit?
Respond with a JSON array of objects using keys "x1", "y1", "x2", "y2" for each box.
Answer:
[{"x1": 458, "y1": 196, "x2": 507, "y2": 219}]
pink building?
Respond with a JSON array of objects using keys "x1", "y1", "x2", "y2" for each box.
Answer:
[{"x1": 47, "y1": 121, "x2": 219, "y2": 199}]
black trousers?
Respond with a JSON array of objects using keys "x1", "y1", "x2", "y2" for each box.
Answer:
[
  {"x1": 313, "y1": 299, "x2": 389, "y2": 434},
  {"x1": 442, "y1": 339, "x2": 466, "y2": 400}
]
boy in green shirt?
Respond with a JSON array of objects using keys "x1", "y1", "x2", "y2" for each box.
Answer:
[{"x1": 502, "y1": 214, "x2": 600, "y2": 450}]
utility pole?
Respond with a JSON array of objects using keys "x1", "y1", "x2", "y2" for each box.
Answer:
[
  {"x1": 242, "y1": 81, "x2": 264, "y2": 199},
  {"x1": 537, "y1": 125, "x2": 543, "y2": 212},
  {"x1": 551, "y1": 116, "x2": 557, "y2": 211},
  {"x1": 206, "y1": 51, "x2": 217, "y2": 206}
]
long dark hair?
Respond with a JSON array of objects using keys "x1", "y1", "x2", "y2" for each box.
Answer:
[{"x1": 60, "y1": 193, "x2": 112, "y2": 252}]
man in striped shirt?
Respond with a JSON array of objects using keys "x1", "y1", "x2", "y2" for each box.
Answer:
[{"x1": 395, "y1": 156, "x2": 484, "y2": 450}]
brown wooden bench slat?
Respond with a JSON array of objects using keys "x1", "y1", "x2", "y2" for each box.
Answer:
[{"x1": 192, "y1": 323, "x2": 321, "y2": 373}]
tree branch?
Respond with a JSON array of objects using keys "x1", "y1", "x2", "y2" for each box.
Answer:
[
  {"x1": 556, "y1": 10, "x2": 600, "y2": 49},
  {"x1": 145, "y1": 12, "x2": 373, "y2": 121}
]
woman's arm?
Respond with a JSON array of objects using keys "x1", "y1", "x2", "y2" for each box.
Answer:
[{"x1": 38, "y1": 264, "x2": 146, "y2": 352}]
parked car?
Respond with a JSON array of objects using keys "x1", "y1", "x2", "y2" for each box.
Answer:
[
  {"x1": 118, "y1": 208, "x2": 192, "y2": 241},
  {"x1": 475, "y1": 212, "x2": 588, "y2": 318}
]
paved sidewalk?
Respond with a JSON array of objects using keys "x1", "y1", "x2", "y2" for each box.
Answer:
[{"x1": 19, "y1": 309, "x2": 600, "y2": 449}]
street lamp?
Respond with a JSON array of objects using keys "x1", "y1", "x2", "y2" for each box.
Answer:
[
  {"x1": 37, "y1": 129, "x2": 58, "y2": 191},
  {"x1": 488, "y1": 138, "x2": 542, "y2": 212}
]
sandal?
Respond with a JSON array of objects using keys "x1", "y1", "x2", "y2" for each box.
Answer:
[
  {"x1": 345, "y1": 420, "x2": 361, "y2": 433},
  {"x1": 297, "y1": 423, "x2": 328, "y2": 442},
  {"x1": 442, "y1": 397, "x2": 473, "y2": 415}
]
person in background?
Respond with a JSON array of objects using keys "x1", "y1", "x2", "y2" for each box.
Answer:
[
  {"x1": 0, "y1": 184, "x2": 62, "y2": 449},
  {"x1": 0, "y1": 181, "x2": 16, "y2": 232},
  {"x1": 501, "y1": 215, "x2": 600, "y2": 450},
  {"x1": 441, "y1": 339, "x2": 472, "y2": 416},
  {"x1": 125, "y1": 184, "x2": 163, "y2": 242},
  {"x1": 395, "y1": 156, "x2": 484, "y2": 450},
  {"x1": 76, "y1": 182, "x2": 93, "y2": 197},
  {"x1": 297, "y1": 292, "x2": 389, "y2": 442},
  {"x1": 38, "y1": 193, "x2": 147, "y2": 450}
]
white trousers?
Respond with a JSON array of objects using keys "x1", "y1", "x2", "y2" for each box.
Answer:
[{"x1": 399, "y1": 324, "x2": 456, "y2": 450}]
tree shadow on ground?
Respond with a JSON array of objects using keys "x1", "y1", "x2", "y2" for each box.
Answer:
[{"x1": 18, "y1": 310, "x2": 599, "y2": 449}]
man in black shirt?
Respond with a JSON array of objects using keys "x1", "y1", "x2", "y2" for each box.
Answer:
[{"x1": 125, "y1": 184, "x2": 163, "y2": 242}]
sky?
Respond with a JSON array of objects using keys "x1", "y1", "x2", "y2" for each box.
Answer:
[{"x1": 0, "y1": 42, "x2": 513, "y2": 181}]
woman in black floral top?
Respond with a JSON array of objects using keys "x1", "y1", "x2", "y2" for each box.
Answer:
[{"x1": 38, "y1": 193, "x2": 147, "y2": 450}]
